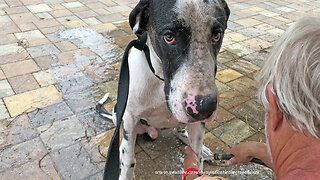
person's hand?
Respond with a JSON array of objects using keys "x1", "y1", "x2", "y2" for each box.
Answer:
[
  {"x1": 184, "y1": 146, "x2": 229, "y2": 180},
  {"x1": 229, "y1": 142, "x2": 257, "y2": 165},
  {"x1": 184, "y1": 146, "x2": 199, "y2": 169}
]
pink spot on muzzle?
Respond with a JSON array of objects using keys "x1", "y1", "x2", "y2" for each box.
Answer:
[{"x1": 185, "y1": 96, "x2": 199, "y2": 114}]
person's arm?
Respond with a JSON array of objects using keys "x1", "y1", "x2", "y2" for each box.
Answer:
[
  {"x1": 229, "y1": 141, "x2": 273, "y2": 169},
  {"x1": 184, "y1": 146, "x2": 201, "y2": 180}
]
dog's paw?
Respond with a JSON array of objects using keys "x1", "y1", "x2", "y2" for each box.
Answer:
[
  {"x1": 202, "y1": 145, "x2": 214, "y2": 163},
  {"x1": 142, "y1": 133, "x2": 156, "y2": 141},
  {"x1": 173, "y1": 127, "x2": 189, "y2": 145}
]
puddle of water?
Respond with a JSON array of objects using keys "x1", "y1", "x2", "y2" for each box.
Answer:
[
  {"x1": 57, "y1": 27, "x2": 123, "y2": 63},
  {"x1": 47, "y1": 27, "x2": 123, "y2": 84}
]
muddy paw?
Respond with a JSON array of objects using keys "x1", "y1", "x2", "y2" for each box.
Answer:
[{"x1": 202, "y1": 145, "x2": 214, "y2": 163}]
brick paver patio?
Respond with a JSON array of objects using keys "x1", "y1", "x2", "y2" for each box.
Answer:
[{"x1": 0, "y1": 0, "x2": 319, "y2": 179}]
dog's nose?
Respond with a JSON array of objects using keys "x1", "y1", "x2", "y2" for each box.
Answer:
[{"x1": 184, "y1": 94, "x2": 217, "y2": 121}]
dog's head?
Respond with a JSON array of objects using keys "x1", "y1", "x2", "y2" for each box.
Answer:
[{"x1": 129, "y1": 0, "x2": 230, "y2": 123}]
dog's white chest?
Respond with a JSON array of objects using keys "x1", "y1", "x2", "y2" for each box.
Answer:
[{"x1": 141, "y1": 102, "x2": 180, "y2": 129}]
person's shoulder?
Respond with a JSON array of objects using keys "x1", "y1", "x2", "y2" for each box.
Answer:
[{"x1": 281, "y1": 169, "x2": 320, "y2": 180}]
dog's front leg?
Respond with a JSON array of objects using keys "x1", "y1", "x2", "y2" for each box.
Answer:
[
  {"x1": 186, "y1": 122, "x2": 206, "y2": 171},
  {"x1": 119, "y1": 113, "x2": 138, "y2": 180}
]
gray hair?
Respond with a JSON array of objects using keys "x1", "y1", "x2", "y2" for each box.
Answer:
[{"x1": 258, "y1": 17, "x2": 320, "y2": 138}]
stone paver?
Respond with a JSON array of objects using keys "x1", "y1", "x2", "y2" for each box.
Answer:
[
  {"x1": 235, "y1": 18, "x2": 262, "y2": 27},
  {"x1": 206, "y1": 107, "x2": 236, "y2": 131},
  {"x1": 38, "y1": 115, "x2": 86, "y2": 151},
  {"x1": 219, "y1": 89, "x2": 251, "y2": 110},
  {"x1": 27, "y1": 43, "x2": 60, "y2": 58},
  {"x1": 0, "y1": 70, "x2": 6, "y2": 80},
  {"x1": 32, "y1": 71, "x2": 57, "y2": 87},
  {"x1": 0, "y1": 114, "x2": 38, "y2": 147},
  {"x1": 51, "y1": 142, "x2": 100, "y2": 179},
  {"x1": 62, "y1": 2, "x2": 85, "y2": 9},
  {"x1": 83, "y1": 17, "x2": 102, "y2": 25},
  {"x1": 240, "y1": 38, "x2": 272, "y2": 51},
  {"x1": 225, "y1": 43, "x2": 255, "y2": 57},
  {"x1": 0, "y1": 52, "x2": 30, "y2": 65},
  {"x1": 229, "y1": 99, "x2": 266, "y2": 131},
  {"x1": 3, "y1": 85, "x2": 63, "y2": 117},
  {"x1": 15, "y1": 30, "x2": 46, "y2": 41},
  {"x1": 216, "y1": 80, "x2": 231, "y2": 94},
  {"x1": 1, "y1": 60, "x2": 40, "y2": 78},
  {"x1": 153, "y1": 146, "x2": 184, "y2": 179},
  {"x1": 57, "y1": 49, "x2": 79, "y2": 63},
  {"x1": 9, "y1": 12, "x2": 38, "y2": 25},
  {"x1": 211, "y1": 118, "x2": 256, "y2": 146},
  {"x1": 8, "y1": 74, "x2": 40, "y2": 94},
  {"x1": 0, "y1": 34, "x2": 17, "y2": 46},
  {"x1": 0, "y1": 153, "x2": 60, "y2": 180},
  {"x1": 216, "y1": 68, "x2": 243, "y2": 83},
  {"x1": 92, "y1": 23, "x2": 118, "y2": 33},
  {"x1": 203, "y1": 132, "x2": 230, "y2": 153},
  {"x1": 3, "y1": 6, "x2": 29, "y2": 15},
  {"x1": 245, "y1": 132, "x2": 266, "y2": 143},
  {"x1": 226, "y1": 76, "x2": 258, "y2": 97},
  {"x1": 34, "y1": 12, "x2": 54, "y2": 19},
  {"x1": 0, "y1": 99, "x2": 9, "y2": 120},
  {"x1": 137, "y1": 129, "x2": 183, "y2": 160},
  {"x1": 33, "y1": 55, "x2": 57, "y2": 70},
  {"x1": 0, "y1": 0, "x2": 316, "y2": 179},
  {"x1": 17, "y1": 22, "x2": 37, "y2": 31},
  {"x1": 99, "y1": 80, "x2": 118, "y2": 101},
  {"x1": 81, "y1": 129, "x2": 123, "y2": 170},
  {"x1": 50, "y1": 9, "x2": 73, "y2": 18},
  {"x1": 135, "y1": 151, "x2": 169, "y2": 180},
  {"x1": 27, "y1": 4, "x2": 53, "y2": 13},
  {"x1": 0, "y1": 80, "x2": 14, "y2": 98},
  {"x1": 0, "y1": 43, "x2": 24, "y2": 57},
  {"x1": 224, "y1": 32, "x2": 249, "y2": 42},
  {"x1": 0, "y1": 137, "x2": 46, "y2": 170},
  {"x1": 224, "y1": 59, "x2": 260, "y2": 75},
  {"x1": 55, "y1": 40, "x2": 78, "y2": 51},
  {"x1": 28, "y1": 101, "x2": 73, "y2": 127}
]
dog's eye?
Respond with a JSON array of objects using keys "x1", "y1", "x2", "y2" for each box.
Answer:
[
  {"x1": 212, "y1": 32, "x2": 221, "y2": 43},
  {"x1": 164, "y1": 33, "x2": 175, "y2": 45}
]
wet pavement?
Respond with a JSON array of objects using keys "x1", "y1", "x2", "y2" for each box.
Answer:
[{"x1": 0, "y1": 0, "x2": 319, "y2": 179}]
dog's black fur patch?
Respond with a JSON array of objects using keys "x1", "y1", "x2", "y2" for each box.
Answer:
[
  {"x1": 129, "y1": 0, "x2": 229, "y2": 114},
  {"x1": 123, "y1": 127, "x2": 129, "y2": 141},
  {"x1": 130, "y1": 163, "x2": 135, "y2": 168}
]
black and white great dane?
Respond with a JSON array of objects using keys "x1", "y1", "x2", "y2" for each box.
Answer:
[{"x1": 102, "y1": 0, "x2": 230, "y2": 179}]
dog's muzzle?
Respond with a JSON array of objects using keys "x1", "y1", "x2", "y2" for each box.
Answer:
[{"x1": 183, "y1": 94, "x2": 217, "y2": 121}]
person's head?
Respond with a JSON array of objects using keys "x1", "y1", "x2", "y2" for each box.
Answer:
[{"x1": 258, "y1": 17, "x2": 320, "y2": 156}]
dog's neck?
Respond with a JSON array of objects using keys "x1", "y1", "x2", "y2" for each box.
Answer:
[{"x1": 147, "y1": 34, "x2": 164, "y2": 80}]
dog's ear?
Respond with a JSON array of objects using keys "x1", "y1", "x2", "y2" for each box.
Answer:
[
  {"x1": 219, "y1": 0, "x2": 230, "y2": 29},
  {"x1": 129, "y1": 0, "x2": 150, "y2": 37}
]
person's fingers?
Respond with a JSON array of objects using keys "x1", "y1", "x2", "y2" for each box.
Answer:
[
  {"x1": 185, "y1": 146, "x2": 192, "y2": 154},
  {"x1": 228, "y1": 155, "x2": 252, "y2": 165},
  {"x1": 228, "y1": 157, "x2": 237, "y2": 165}
]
